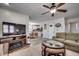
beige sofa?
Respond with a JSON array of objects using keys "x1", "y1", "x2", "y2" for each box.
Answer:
[{"x1": 53, "y1": 32, "x2": 79, "y2": 53}]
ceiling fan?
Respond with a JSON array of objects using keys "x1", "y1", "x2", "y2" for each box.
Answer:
[{"x1": 41, "y1": 3, "x2": 67, "y2": 16}]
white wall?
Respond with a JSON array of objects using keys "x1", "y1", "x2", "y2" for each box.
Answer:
[
  {"x1": 0, "y1": 8, "x2": 29, "y2": 36},
  {"x1": 40, "y1": 17, "x2": 65, "y2": 39}
]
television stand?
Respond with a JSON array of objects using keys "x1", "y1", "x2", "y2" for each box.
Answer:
[{"x1": 9, "y1": 40, "x2": 22, "y2": 52}]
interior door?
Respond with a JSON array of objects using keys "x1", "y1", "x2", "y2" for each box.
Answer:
[{"x1": 43, "y1": 24, "x2": 49, "y2": 38}]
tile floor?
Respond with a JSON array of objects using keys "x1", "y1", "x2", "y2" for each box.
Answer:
[{"x1": 9, "y1": 38, "x2": 79, "y2": 56}]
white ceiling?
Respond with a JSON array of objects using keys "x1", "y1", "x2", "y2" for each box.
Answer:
[{"x1": 0, "y1": 3, "x2": 79, "y2": 22}]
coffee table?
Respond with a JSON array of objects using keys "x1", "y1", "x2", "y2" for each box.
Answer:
[{"x1": 41, "y1": 40, "x2": 65, "y2": 56}]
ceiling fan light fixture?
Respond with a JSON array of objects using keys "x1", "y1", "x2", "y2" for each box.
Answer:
[
  {"x1": 50, "y1": 8, "x2": 57, "y2": 13},
  {"x1": 4, "y1": 3, "x2": 10, "y2": 6}
]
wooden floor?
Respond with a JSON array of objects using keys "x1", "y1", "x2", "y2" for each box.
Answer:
[{"x1": 8, "y1": 38, "x2": 79, "y2": 56}]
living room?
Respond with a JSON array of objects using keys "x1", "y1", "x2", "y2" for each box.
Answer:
[{"x1": 0, "y1": 3, "x2": 79, "y2": 56}]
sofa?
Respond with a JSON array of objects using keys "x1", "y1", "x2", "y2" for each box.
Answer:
[{"x1": 53, "y1": 32, "x2": 79, "y2": 53}]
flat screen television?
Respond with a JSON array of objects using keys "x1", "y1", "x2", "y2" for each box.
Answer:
[{"x1": 2, "y1": 22, "x2": 26, "y2": 36}]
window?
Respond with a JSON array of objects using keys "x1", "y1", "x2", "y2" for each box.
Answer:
[
  {"x1": 3, "y1": 22, "x2": 15, "y2": 36},
  {"x1": 9, "y1": 25, "x2": 14, "y2": 33},
  {"x1": 3, "y1": 24, "x2": 9, "y2": 33},
  {"x1": 70, "y1": 22, "x2": 77, "y2": 33},
  {"x1": 2, "y1": 22, "x2": 26, "y2": 36}
]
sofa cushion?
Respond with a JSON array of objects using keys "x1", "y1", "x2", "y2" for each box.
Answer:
[
  {"x1": 64, "y1": 40, "x2": 79, "y2": 47},
  {"x1": 54, "y1": 38, "x2": 64, "y2": 43},
  {"x1": 65, "y1": 33, "x2": 79, "y2": 41},
  {"x1": 56, "y1": 33, "x2": 65, "y2": 39},
  {"x1": 75, "y1": 39, "x2": 79, "y2": 43},
  {"x1": 78, "y1": 40, "x2": 79, "y2": 43}
]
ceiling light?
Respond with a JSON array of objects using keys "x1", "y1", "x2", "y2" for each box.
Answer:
[{"x1": 50, "y1": 8, "x2": 57, "y2": 13}]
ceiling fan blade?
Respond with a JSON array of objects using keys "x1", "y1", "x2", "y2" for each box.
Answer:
[
  {"x1": 52, "y1": 3, "x2": 55, "y2": 6},
  {"x1": 51, "y1": 13, "x2": 54, "y2": 16},
  {"x1": 57, "y1": 9, "x2": 67, "y2": 13},
  {"x1": 57, "y1": 3, "x2": 65, "y2": 8},
  {"x1": 43, "y1": 5, "x2": 50, "y2": 9},
  {"x1": 50, "y1": 3, "x2": 56, "y2": 9},
  {"x1": 41, "y1": 11, "x2": 49, "y2": 15}
]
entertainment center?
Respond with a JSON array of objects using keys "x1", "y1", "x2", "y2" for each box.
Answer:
[
  {"x1": 0, "y1": 22, "x2": 28, "y2": 55},
  {"x1": 0, "y1": 34, "x2": 27, "y2": 55}
]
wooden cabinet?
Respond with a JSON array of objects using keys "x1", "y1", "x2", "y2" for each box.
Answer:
[
  {"x1": 0, "y1": 44, "x2": 4, "y2": 56},
  {"x1": 0, "y1": 34, "x2": 27, "y2": 55},
  {"x1": 3, "y1": 43, "x2": 9, "y2": 55},
  {"x1": 0, "y1": 43, "x2": 9, "y2": 56}
]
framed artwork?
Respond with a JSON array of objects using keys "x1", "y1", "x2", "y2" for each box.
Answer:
[
  {"x1": 50, "y1": 25, "x2": 53, "y2": 27},
  {"x1": 55, "y1": 23, "x2": 61, "y2": 27}
]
